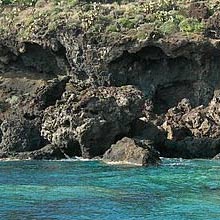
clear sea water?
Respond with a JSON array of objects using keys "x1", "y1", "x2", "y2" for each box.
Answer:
[{"x1": 0, "y1": 158, "x2": 220, "y2": 220}]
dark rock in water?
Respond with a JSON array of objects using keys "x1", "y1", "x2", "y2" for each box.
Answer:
[
  {"x1": 42, "y1": 83, "x2": 145, "y2": 158},
  {"x1": 103, "y1": 137, "x2": 160, "y2": 166},
  {"x1": 0, "y1": 144, "x2": 80, "y2": 160},
  {"x1": 0, "y1": 150, "x2": 8, "y2": 159},
  {"x1": 15, "y1": 144, "x2": 70, "y2": 160}
]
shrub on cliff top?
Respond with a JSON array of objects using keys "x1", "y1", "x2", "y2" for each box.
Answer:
[
  {"x1": 0, "y1": 0, "x2": 214, "y2": 42},
  {"x1": 179, "y1": 17, "x2": 205, "y2": 33},
  {"x1": 159, "y1": 20, "x2": 179, "y2": 35}
]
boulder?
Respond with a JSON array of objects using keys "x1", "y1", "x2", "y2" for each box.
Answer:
[
  {"x1": 103, "y1": 137, "x2": 160, "y2": 166},
  {"x1": 0, "y1": 143, "x2": 80, "y2": 160},
  {"x1": 42, "y1": 84, "x2": 145, "y2": 158}
]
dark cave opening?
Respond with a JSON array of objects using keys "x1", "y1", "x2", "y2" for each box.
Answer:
[
  {"x1": 0, "y1": 42, "x2": 70, "y2": 80},
  {"x1": 108, "y1": 45, "x2": 218, "y2": 114},
  {"x1": 17, "y1": 43, "x2": 65, "y2": 75},
  {"x1": 154, "y1": 79, "x2": 215, "y2": 114}
]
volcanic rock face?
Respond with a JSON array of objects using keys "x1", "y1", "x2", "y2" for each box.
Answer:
[
  {"x1": 107, "y1": 44, "x2": 220, "y2": 115},
  {"x1": 103, "y1": 137, "x2": 160, "y2": 166},
  {"x1": 1, "y1": 36, "x2": 220, "y2": 160},
  {"x1": 41, "y1": 83, "x2": 144, "y2": 158},
  {"x1": 0, "y1": 116, "x2": 43, "y2": 152},
  {"x1": 0, "y1": 75, "x2": 68, "y2": 154},
  {"x1": 2, "y1": 4, "x2": 220, "y2": 160}
]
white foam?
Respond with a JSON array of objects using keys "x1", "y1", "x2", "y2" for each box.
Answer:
[
  {"x1": 57, "y1": 157, "x2": 101, "y2": 162},
  {"x1": 104, "y1": 160, "x2": 142, "y2": 166},
  {"x1": 0, "y1": 158, "x2": 31, "y2": 162}
]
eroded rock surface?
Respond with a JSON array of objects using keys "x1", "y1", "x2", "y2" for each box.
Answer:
[
  {"x1": 41, "y1": 83, "x2": 144, "y2": 158},
  {"x1": 0, "y1": 75, "x2": 68, "y2": 155},
  {"x1": 158, "y1": 96, "x2": 220, "y2": 158},
  {"x1": 0, "y1": 116, "x2": 43, "y2": 152}
]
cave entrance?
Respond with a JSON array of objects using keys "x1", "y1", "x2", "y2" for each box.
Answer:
[
  {"x1": 153, "y1": 80, "x2": 214, "y2": 114},
  {"x1": 18, "y1": 43, "x2": 62, "y2": 75}
]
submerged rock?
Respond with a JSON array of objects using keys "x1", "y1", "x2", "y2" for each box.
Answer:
[{"x1": 103, "y1": 137, "x2": 160, "y2": 166}]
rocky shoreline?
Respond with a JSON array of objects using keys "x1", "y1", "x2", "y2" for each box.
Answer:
[{"x1": 1, "y1": 1, "x2": 220, "y2": 165}]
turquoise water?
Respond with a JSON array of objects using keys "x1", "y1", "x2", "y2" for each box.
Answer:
[{"x1": 0, "y1": 158, "x2": 220, "y2": 220}]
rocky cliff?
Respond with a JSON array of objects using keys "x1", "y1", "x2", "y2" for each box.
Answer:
[{"x1": 1, "y1": 0, "x2": 220, "y2": 160}]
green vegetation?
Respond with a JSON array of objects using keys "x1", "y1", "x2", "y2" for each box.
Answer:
[
  {"x1": 0, "y1": 0, "x2": 217, "y2": 42},
  {"x1": 179, "y1": 18, "x2": 204, "y2": 33}
]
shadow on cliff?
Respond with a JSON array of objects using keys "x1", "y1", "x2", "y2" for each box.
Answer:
[
  {"x1": 107, "y1": 44, "x2": 220, "y2": 113},
  {"x1": 0, "y1": 42, "x2": 70, "y2": 79}
]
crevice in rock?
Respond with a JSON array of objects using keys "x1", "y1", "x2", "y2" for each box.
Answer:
[
  {"x1": 65, "y1": 140, "x2": 82, "y2": 157},
  {"x1": 23, "y1": 113, "x2": 37, "y2": 120},
  {"x1": 38, "y1": 78, "x2": 69, "y2": 110},
  {"x1": 0, "y1": 121, "x2": 2, "y2": 144}
]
